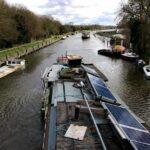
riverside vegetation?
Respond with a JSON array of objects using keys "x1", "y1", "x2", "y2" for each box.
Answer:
[
  {"x1": 118, "y1": 0, "x2": 150, "y2": 57},
  {"x1": 0, "y1": 0, "x2": 112, "y2": 64}
]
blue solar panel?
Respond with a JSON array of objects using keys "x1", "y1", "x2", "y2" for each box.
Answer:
[
  {"x1": 94, "y1": 84, "x2": 116, "y2": 102},
  {"x1": 132, "y1": 141, "x2": 150, "y2": 150},
  {"x1": 104, "y1": 103, "x2": 150, "y2": 150},
  {"x1": 87, "y1": 73, "x2": 106, "y2": 87},
  {"x1": 105, "y1": 103, "x2": 146, "y2": 130},
  {"x1": 87, "y1": 73, "x2": 117, "y2": 102},
  {"x1": 122, "y1": 127, "x2": 150, "y2": 145}
]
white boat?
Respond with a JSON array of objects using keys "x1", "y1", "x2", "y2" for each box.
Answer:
[
  {"x1": 0, "y1": 59, "x2": 25, "y2": 78},
  {"x1": 61, "y1": 36, "x2": 67, "y2": 40},
  {"x1": 143, "y1": 65, "x2": 150, "y2": 79},
  {"x1": 6, "y1": 59, "x2": 25, "y2": 66},
  {"x1": 121, "y1": 52, "x2": 139, "y2": 61}
]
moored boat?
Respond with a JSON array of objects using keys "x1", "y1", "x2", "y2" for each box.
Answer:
[
  {"x1": 82, "y1": 32, "x2": 90, "y2": 39},
  {"x1": 98, "y1": 45, "x2": 125, "y2": 58},
  {"x1": 121, "y1": 51, "x2": 139, "y2": 61},
  {"x1": 143, "y1": 65, "x2": 150, "y2": 79},
  {"x1": 98, "y1": 49, "x2": 113, "y2": 57},
  {"x1": 41, "y1": 54, "x2": 150, "y2": 150},
  {"x1": 98, "y1": 49, "x2": 122, "y2": 58},
  {"x1": 0, "y1": 59, "x2": 25, "y2": 78}
]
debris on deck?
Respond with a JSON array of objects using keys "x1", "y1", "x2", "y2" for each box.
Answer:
[{"x1": 65, "y1": 124, "x2": 87, "y2": 141}]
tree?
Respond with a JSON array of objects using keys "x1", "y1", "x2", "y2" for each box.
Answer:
[
  {"x1": 0, "y1": 0, "x2": 18, "y2": 48},
  {"x1": 118, "y1": 0, "x2": 150, "y2": 55}
]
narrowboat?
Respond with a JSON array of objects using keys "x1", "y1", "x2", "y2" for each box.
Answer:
[{"x1": 41, "y1": 54, "x2": 150, "y2": 150}]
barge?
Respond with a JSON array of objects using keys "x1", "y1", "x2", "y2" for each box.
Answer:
[{"x1": 42, "y1": 54, "x2": 150, "y2": 150}]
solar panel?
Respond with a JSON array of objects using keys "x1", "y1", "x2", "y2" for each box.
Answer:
[
  {"x1": 87, "y1": 73, "x2": 106, "y2": 87},
  {"x1": 105, "y1": 103, "x2": 146, "y2": 130},
  {"x1": 132, "y1": 141, "x2": 150, "y2": 150},
  {"x1": 122, "y1": 127, "x2": 150, "y2": 144},
  {"x1": 87, "y1": 73, "x2": 117, "y2": 103},
  {"x1": 104, "y1": 103, "x2": 150, "y2": 150},
  {"x1": 94, "y1": 84, "x2": 116, "y2": 102}
]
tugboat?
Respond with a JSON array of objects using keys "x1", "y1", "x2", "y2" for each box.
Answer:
[{"x1": 41, "y1": 54, "x2": 150, "y2": 150}]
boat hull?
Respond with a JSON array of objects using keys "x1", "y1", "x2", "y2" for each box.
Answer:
[
  {"x1": 143, "y1": 65, "x2": 150, "y2": 79},
  {"x1": 82, "y1": 36, "x2": 90, "y2": 39},
  {"x1": 0, "y1": 65, "x2": 21, "y2": 78},
  {"x1": 98, "y1": 49, "x2": 121, "y2": 58},
  {"x1": 121, "y1": 54, "x2": 139, "y2": 62}
]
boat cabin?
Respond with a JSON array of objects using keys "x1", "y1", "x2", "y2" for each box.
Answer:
[
  {"x1": 67, "y1": 55, "x2": 82, "y2": 67},
  {"x1": 6, "y1": 59, "x2": 25, "y2": 66}
]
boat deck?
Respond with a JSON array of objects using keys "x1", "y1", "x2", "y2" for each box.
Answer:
[
  {"x1": 0, "y1": 65, "x2": 20, "y2": 78},
  {"x1": 50, "y1": 100, "x2": 124, "y2": 150},
  {"x1": 56, "y1": 102, "x2": 102, "y2": 149},
  {"x1": 43, "y1": 79, "x2": 126, "y2": 150},
  {"x1": 42, "y1": 60, "x2": 150, "y2": 150},
  {"x1": 58, "y1": 102, "x2": 120, "y2": 150}
]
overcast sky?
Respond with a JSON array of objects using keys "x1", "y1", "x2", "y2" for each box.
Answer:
[{"x1": 6, "y1": 0, "x2": 127, "y2": 25}]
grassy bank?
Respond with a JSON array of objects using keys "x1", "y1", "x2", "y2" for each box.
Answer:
[{"x1": 0, "y1": 35, "x2": 62, "y2": 65}]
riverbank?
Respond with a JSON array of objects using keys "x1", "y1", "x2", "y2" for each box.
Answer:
[{"x1": 0, "y1": 35, "x2": 63, "y2": 66}]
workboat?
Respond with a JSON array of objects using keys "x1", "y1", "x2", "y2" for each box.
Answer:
[
  {"x1": 41, "y1": 54, "x2": 150, "y2": 150},
  {"x1": 143, "y1": 65, "x2": 150, "y2": 79},
  {"x1": 98, "y1": 45, "x2": 125, "y2": 58},
  {"x1": 121, "y1": 52, "x2": 139, "y2": 61},
  {"x1": 0, "y1": 59, "x2": 25, "y2": 78},
  {"x1": 98, "y1": 49, "x2": 121, "y2": 58},
  {"x1": 82, "y1": 32, "x2": 90, "y2": 39}
]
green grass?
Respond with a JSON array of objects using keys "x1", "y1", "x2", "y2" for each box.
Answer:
[{"x1": 0, "y1": 35, "x2": 62, "y2": 61}]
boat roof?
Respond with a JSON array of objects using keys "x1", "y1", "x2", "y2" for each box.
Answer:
[
  {"x1": 42, "y1": 60, "x2": 149, "y2": 150},
  {"x1": 6, "y1": 59, "x2": 25, "y2": 62},
  {"x1": 67, "y1": 55, "x2": 82, "y2": 60},
  {"x1": 44, "y1": 80, "x2": 124, "y2": 150},
  {"x1": 102, "y1": 102, "x2": 150, "y2": 150}
]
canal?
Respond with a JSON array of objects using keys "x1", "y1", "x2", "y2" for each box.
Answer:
[{"x1": 0, "y1": 33, "x2": 149, "y2": 150}]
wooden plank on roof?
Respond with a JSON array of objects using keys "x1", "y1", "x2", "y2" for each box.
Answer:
[{"x1": 64, "y1": 124, "x2": 87, "y2": 141}]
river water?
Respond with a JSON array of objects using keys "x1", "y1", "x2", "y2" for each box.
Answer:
[{"x1": 0, "y1": 33, "x2": 149, "y2": 150}]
